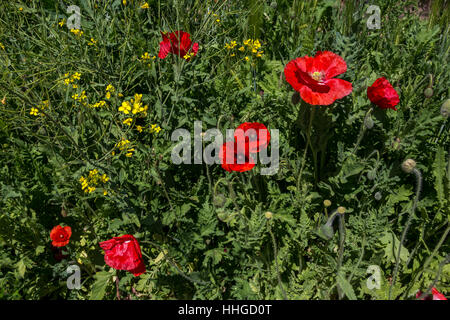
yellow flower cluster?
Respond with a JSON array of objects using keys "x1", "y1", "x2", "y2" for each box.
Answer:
[
  {"x1": 140, "y1": 52, "x2": 156, "y2": 67},
  {"x1": 0, "y1": 42, "x2": 5, "y2": 50},
  {"x1": 106, "y1": 84, "x2": 115, "y2": 99},
  {"x1": 89, "y1": 100, "x2": 106, "y2": 108},
  {"x1": 88, "y1": 38, "x2": 97, "y2": 46},
  {"x1": 183, "y1": 52, "x2": 196, "y2": 60},
  {"x1": 71, "y1": 91, "x2": 87, "y2": 104},
  {"x1": 79, "y1": 169, "x2": 109, "y2": 194},
  {"x1": 150, "y1": 124, "x2": 162, "y2": 133},
  {"x1": 58, "y1": 19, "x2": 65, "y2": 27},
  {"x1": 114, "y1": 139, "x2": 135, "y2": 157},
  {"x1": 30, "y1": 100, "x2": 49, "y2": 117},
  {"x1": 63, "y1": 72, "x2": 81, "y2": 88},
  {"x1": 141, "y1": 2, "x2": 149, "y2": 9},
  {"x1": 70, "y1": 29, "x2": 84, "y2": 37},
  {"x1": 118, "y1": 93, "x2": 148, "y2": 116},
  {"x1": 227, "y1": 39, "x2": 264, "y2": 60}
]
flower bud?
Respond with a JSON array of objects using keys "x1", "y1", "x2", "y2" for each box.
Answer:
[
  {"x1": 320, "y1": 224, "x2": 334, "y2": 239},
  {"x1": 270, "y1": 1, "x2": 277, "y2": 9},
  {"x1": 401, "y1": 159, "x2": 416, "y2": 173},
  {"x1": 264, "y1": 211, "x2": 273, "y2": 219},
  {"x1": 364, "y1": 116, "x2": 374, "y2": 129},
  {"x1": 213, "y1": 193, "x2": 226, "y2": 208},
  {"x1": 337, "y1": 206, "x2": 346, "y2": 214},
  {"x1": 374, "y1": 192, "x2": 382, "y2": 201},
  {"x1": 323, "y1": 199, "x2": 332, "y2": 207},
  {"x1": 441, "y1": 99, "x2": 450, "y2": 118},
  {"x1": 424, "y1": 88, "x2": 433, "y2": 98}
]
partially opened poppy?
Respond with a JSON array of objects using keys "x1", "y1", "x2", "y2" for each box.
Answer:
[
  {"x1": 50, "y1": 225, "x2": 72, "y2": 247},
  {"x1": 284, "y1": 51, "x2": 353, "y2": 105},
  {"x1": 158, "y1": 30, "x2": 199, "y2": 60},
  {"x1": 416, "y1": 287, "x2": 447, "y2": 300},
  {"x1": 367, "y1": 77, "x2": 400, "y2": 111},
  {"x1": 219, "y1": 141, "x2": 255, "y2": 172},
  {"x1": 234, "y1": 122, "x2": 270, "y2": 153},
  {"x1": 99, "y1": 234, "x2": 146, "y2": 276}
]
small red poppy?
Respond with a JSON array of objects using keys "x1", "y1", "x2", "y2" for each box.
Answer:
[
  {"x1": 158, "y1": 30, "x2": 199, "y2": 60},
  {"x1": 50, "y1": 225, "x2": 72, "y2": 247},
  {"x1": 99, "y1": 234, "x2": 146, "y2": 277},
  {"x1": 416, "y1": 287, "x2": 447, "y2": 300},
  {"x1": 219, "y1": 141, "x2": 255, "y2": 172},
  {"x1": 234, "y1": 122, "x2": 270, "y2": 153},
  {"x1": 367, "y1": 77, "x2": 400, "y2": 111},
  {"x1": 284, "y1": 51, "x2": 352, "y2": 105}
]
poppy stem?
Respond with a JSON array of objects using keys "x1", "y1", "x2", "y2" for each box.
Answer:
[
  {"x1": 351, "y1": 107, "x2": 373, "y2": 155},
  {"x1": 267, "y1": 221, "x2": 288, "y2": 300},
  {"x1": 296, "y1": 104, "x2": 316, "y2": 192}
]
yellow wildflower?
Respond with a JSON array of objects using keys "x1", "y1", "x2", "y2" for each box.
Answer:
[
  {"x1": 118, "y1": 101, "x2": 131, "y2": 114},
  {"x1": 141, "y1": 2, "x2": 149, "y2": 9},
  {"x1": 30, "y1": 108, "x2": 39, "y2": 116},
  {"x1": 123, "y1": 118, "x2": 133, "y2": 126},
  {"x1": 58, "y1": 19, "x2": 65, "y2": 27}
]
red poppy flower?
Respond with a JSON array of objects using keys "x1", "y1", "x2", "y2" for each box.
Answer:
[
  {"x1": 50, "y1": 225, "x2": 72, "y2": 247},
  {"x1": 284, "y1": 51, "x2": 353, "y2": 105},
  {"x1": 158, "y1": 30, "x2": 199, "y2": 60},
  {"x1": 234, "y1": 122, "x2": 270, "y2": 153},
  {"x1": 367, "y1": 77, "x2": 400, "y2": 111},
  {"x1": 416, "y1": 287, "x2": 447, "y2": 300},
  {"x1": 99, "y1": 234, "x2": 146, "y2": 277},
  {"x1": 219, "y1": 141, "x2": 255, "y2": 172}
]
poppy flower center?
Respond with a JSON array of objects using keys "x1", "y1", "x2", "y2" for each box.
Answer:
[
  {"x1": 60, "y1": 234, "x2": 64, "y2": 238},
  {"x1": 311, "y1": 71, "x2": 323, "y2": 82}
]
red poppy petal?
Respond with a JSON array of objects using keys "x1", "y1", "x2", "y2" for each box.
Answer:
[
  {"x1": 52, "y1": 239, "x2": 69, "y2": 247},
  {"x1": 299, "y1": 78, "x2": 352, "y2": 105},
  {"x1": 50, "y1": 225, "x2": 62, "y2": 240},
  {"x1": 63, "y1": 226, "x2": 72, "y2": 239},
  {"x1": 158, "y1": 39, "x2": 171, "y2": 59},
  {"x1": 129, "y1": 260, "x2": 146, "y2": 276},
  {"x1": 191, "y1": 42, "x2": 199, "y2": 55},
  {"x1": 284, "y1": 59, "x2": 305, "y2": 92},
  {"x1": 313, "y1": 51, "x2": 348, "y2": 79}
]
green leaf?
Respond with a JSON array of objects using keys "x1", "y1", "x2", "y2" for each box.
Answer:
[
  {"x1": 337, "y1": 272, "x2": 357, "y2": 300},
  {"x1": 89, "y1": 271, "x2": 111, "y2": 300},
  {"x1": 17, "y1": 259, "x2": 26, "y2": 278},
  {"x1": 432, "y1": 146, "x2": 446, "y2": 207}
]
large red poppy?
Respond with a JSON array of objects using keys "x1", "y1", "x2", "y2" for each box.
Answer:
[
  {"x1": 158, "y1": 30, "x2": 199, "y2": 60},
  {"x1": 99, "y1": 234, "x2": 146, "y2": 277},
  {"x1": 50, "y1": 225, "x2": 72, "y2": 247},
  {"x1": 234, "y1": 122, "x2": 270, "y2": 153},
  {"x1": 367, "y1": 77, "x2": 400, "y2": 111},
  {"x1": 219, "y1": 141, "x2": 255, "y2": 172},
  {"x1": 284, "y1": 51, "x2": 352, "y2": 105}
]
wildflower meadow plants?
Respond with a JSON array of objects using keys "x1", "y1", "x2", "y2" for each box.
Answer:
[{"x1": 0, "y1": 0, "x2": 449, "y2": 301}]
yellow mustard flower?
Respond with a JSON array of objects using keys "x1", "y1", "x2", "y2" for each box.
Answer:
[
  {"x1": 123, "y1": 118, "x2": 133, "y2": 126},
  {"x1": 119, "y1": 101, "x2": 131, "y2": 114},
  {"x1": 30, "y1": 108, "x2": 39, "y2": 116}
]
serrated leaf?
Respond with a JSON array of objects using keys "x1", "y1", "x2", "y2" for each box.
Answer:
[
  {"x1": 337, "y1": 272, "x2": 357, "y2": 300},
  {"x1": 89, "y1": 271, "x2": 111, "y2": 300}
]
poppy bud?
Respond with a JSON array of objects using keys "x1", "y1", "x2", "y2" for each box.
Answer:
[
  {"x1": 424, "y1": 88, "x2": 433, "y2": 98},
  {"x1": 401, "y1": 159, "x2": 416, "y2": 173},
  {"x1": 270, "y1": 1, "x2": 277, "y2": 9},
  {"x1": 264, "y1": 211, "x2": 273, "y2": 219},
  {"x1": 374, "y1": 192, "x2": 382, "y2": 201},
  {"x1": 367, "y1": 170, "x2": 376, "y2": 180},
  {"x1": 213, "y1": 193, "x2": 226, "y2": 208},
  {"x1": 364, "y1": 116, "x2": 374, "y2": 129},
  {"x1": 337, "y1": 206, "x2": 346, "y2": 214},
  {"x1": 323, "y1": 200, "x2": 331, "y2": 207},
  {"x1": 441, "y1": 99, "x2": 450, "y2": 118}
]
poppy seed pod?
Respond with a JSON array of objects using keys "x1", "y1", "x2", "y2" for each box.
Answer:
[
  {"x1": 264, "y1": 211, "x2": 273, "y2": 219},
  {"x1": 337, "y1": 206, "x2": 346, "y2": 214},
  {"x1": 424, "y1": 88, "x2": 433, "y2": 98},
  {"x1": 323, "y1": 199, "x2": 332, "y2": 207},
  {"x1": 441, "y1": 99, "x2": 450, "y2": 118},
  {"x1": 401, "y1": 159, "x2": 416, "y2": 173}
]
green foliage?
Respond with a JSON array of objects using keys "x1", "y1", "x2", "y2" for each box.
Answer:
[{"x1": 0, "y1": 0, "x2": 449, "y2": 300}]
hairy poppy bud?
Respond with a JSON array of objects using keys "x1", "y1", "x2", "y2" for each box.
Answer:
[
  {"x1": 337, "y1": 206, "x2": 346, "y2": 214},
  {"x1": 441, "y1": 99, "x2": 450, "y2": 118},
  {"x1": 401, "y1": 159, "x2": 416, "y2": 173},
  {"x1": 264, "y1": 211, "x2": 273, "y2": 219},
  {"x1": 364, "y1": 115, "x2": 374, "y2": 129},
  {"x1": 213, "y1": 193, "x2": 227, "y2": 208},
  {"x1": 320, "y1": 224, "x2": 334, "y2": 239},
  {"x1": 323, "y1": 199, "x2": 331, "y2": 207},
  {"x1": 424, "y1": 88, "x2": 433, "y2": 98},
  {"x1": 270, "y1": 1, "x2": 277, "y2": 9},
  {"x1": 374, "y1": 192, "x2": 382, "y2": 201}
]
